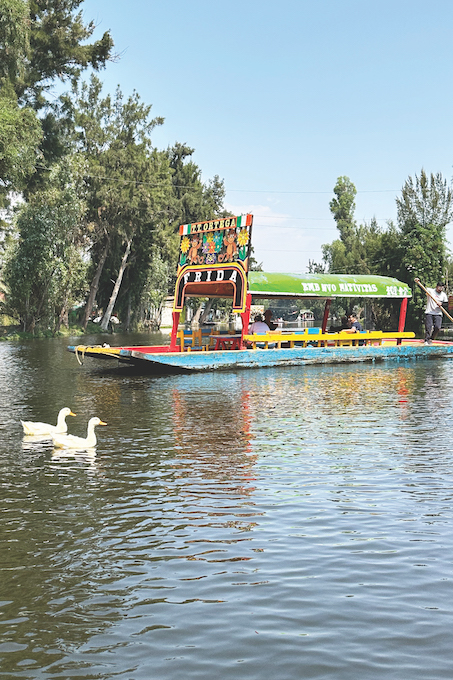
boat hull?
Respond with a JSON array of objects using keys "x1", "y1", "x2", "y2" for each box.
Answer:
[{"x1": 68, "y1": 342, "x2": 453, "y2": 374}]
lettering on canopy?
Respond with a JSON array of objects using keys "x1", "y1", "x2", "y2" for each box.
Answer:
[
  {"x1": 173, "y1": 264, "x2": 247, "y2": 312},
  {"x1": 300, "y1": 281, "x2": 379, "y2": 294},
  {"x1": 178, "y1": 214, "x2": 253, "y2": 270},
  {"x1": 299, "y1": 281, "x2": 410, "y2": 297},
  {"x1": 385, "y1": 285, "x2": 411, "y2": 297}
]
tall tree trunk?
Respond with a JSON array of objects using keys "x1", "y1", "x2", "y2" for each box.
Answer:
[
  {"x1": 55, "y1": 289, "x2": 70, "y2": 333},
  {"x1": 100, "y1": 239, "x2": 132, "y2": 331},
  {"x1": 82, "y1": 237, "x2": 110, "y2": 330},
  {"x1": 192, "y1": 298, "x2": 213, "y2": 326},
  {"x1": 200, "y1": 299, "x2": 214, "y2": 324},
  {"x1": 191, "y1": 304, "x2": 203, "y2": 326},
  {"x1": 125, "y1": 292, "x2": 132, "y2": 331}
]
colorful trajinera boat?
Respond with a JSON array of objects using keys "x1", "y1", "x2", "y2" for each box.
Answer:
[{"x1": 68, "y1": 214, "x2": 453, "y2": 373}]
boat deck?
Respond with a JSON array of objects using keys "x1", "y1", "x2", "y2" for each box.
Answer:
[{"x1": 68, "y1": 334, "x2": 453, "y2": 374}]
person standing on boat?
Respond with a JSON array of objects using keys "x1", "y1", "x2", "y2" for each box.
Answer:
[{"x1": 418, "y1": 280, "x2": 448, "y2": 344}]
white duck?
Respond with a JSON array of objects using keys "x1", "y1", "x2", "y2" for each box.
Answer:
[
  {"x1": 52, "y1": 417, "x2": 107, "y2": 449},
  {"x1": 21, "y1": 407, "x2": 76, "y2": 436}
]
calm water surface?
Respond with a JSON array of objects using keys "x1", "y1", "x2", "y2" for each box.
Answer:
[{"x1": 1, "y1": 333, "x2": 453, "y2": 679}]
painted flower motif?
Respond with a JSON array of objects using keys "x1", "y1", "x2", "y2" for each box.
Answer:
[
  {"x1": 202, "y1": 233, "x2": 215, "y2": 254},
  {"x1": 181, "y1": 236, "x2": 190, "y2": 253},
  {"x1": 205, "y1": 253, "x2": 217, "y2": 264},
  {"x1": 237, "y1": 229, "x2": 249, "y2": 247}
]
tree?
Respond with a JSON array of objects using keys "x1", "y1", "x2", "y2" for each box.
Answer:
[
  {"x1": 0, "y1": 1, "x2": 42, "y2": 199},
  {"x1": 0, "y1": 85, "x2": 42, "y2": 198},
  {"x1": 135, "y1": 250, "x2": 171, "y2": 330},
  {"x1": 329, "y1": 176, "x2": 357, "y2": 250},
  {"x1": 314, "y1": 177, "x2": 407, "y2": 328},
  {"x1": 320, "y1": 176, "x2": 367, "y2": 275},
  {"x1": 166, "y1": 143, "x2": 229, "y2": 229},
  {"x1": 0, "y1": 0, "x2": 29, "y2": 87},
  {"x1": 316, "y1": 171, "x2": 453, "y2": 332},
  {"x1": 396, "y1": 169, "x2": 453, "y2": 330},
  {"x1": 70, "y1": 76, "x2": 173, "y2": 330},
  {"x1": 0, "y1": 0, "x2": 115, "y2": 198},
  {"x1": 15, "y1": 0, "x2": 114, "y2": 108},
  {"x1": 2, "y1": 154, "x2": 87, "y2": 331},
  {"x1": 164, "y1": 143, "x2": 229, "y2": 325}
]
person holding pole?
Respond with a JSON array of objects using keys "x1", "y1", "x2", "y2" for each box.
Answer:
[{"x1": 415, "y1": 279, "x2": 448, "y2": 344}]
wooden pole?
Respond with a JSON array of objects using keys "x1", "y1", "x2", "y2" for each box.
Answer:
[
  {"x1": 321, "y1": 299, "x2": 331, "y2": 333},
  {"x1": 414, "y1": 278, "x2": 453, "y2": 323}
]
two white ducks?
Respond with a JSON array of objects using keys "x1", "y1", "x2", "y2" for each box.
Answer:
[
  {"x1": 52, "y1": 417, "x2": 107, "y2": 450},
  {"x1": 21, "y1": 407, "x2": 76, "y2": 436}
]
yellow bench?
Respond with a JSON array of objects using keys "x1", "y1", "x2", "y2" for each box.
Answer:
[{"x1": 243, "y1": 330, "x2": 415, "y2": 349}]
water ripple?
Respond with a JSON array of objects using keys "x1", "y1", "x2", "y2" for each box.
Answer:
[{"x1": 1, "y1": 341, "x2": 453, "y2": 678}]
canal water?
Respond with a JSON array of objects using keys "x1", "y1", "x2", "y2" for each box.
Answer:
[{"x1": 1, "y1": 333, "x2": 453, "y2": 679}]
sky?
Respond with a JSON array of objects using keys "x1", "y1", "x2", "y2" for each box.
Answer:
[{"x1": 77, "y1": 0, "x2": 453, "y2": 273}]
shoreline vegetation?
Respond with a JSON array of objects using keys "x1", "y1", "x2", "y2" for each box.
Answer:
[
  {"x1": 0, "y1": 321, "x2": 170, "y2": 341},
  {"x1": 1, "y1": 322, "x2": 452, "y2": 343},
  {"x1": 2, "y1": 3, "x2": 453, "y2": 339}
]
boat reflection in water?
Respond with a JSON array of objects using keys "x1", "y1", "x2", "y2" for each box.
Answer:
[{"x1": 170, "y1": 382, "x2": 259, "y2": 533}]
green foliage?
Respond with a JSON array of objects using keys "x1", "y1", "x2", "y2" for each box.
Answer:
[
  {"x1": 0, "y1": 0, "x2": 114, "y2": 195},
  {"x1": 397, "y1": 170, "x2": 451, "y2": 283},
  {"x1": 18, "y1": 0, "x2": 114, "y2": 108},
  {"x1": 317, "y1": 172, "x2": 453, "y2": 334},
  {"x1": 329, "y1": 176, "x2": 357, "y2": 250},
  {"x1": 0, "y1": 84, "x2": 42, "y2": 197},
  {"x1": 2, "y1": 154, "x2": 87, "y2": 331},
  {"x1": 0, "y1": 0, "x2": 30, "y2": 86},
  {"x1": 70, "y1": 77, "x2": 175, "y2": 326},
  {"x1": 135, "y1": 250, "x2": 171, "y2": 329},
  {"x1": 396, "y1": 170, "x2": 453, "y2": 330},
  {"x1": 0, "y1": 1, "x2": 42, "y2": 195},
  {"x1": 166, "y1": 142, "x2": 228, "y2": 227},
  {"x1": 0, "y1": 4, "x2": 233, "y2": 335}
]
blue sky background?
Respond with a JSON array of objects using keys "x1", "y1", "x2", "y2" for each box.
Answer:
[{"x1": 78, "y1": 0, "x2": 453, "y2": 273}]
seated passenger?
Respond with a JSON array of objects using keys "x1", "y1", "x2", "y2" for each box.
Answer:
[
  {"x1": 263, "y1": 309, "x2": 278, "y2": 330},
  {"x1": 248, "y1": 314, "x2": 270, "y2": 334},
  {"x1": 247, "y1": 314, "x2": 275, "y2": 348},
  {"x1": 343, "y1": 313, "x2": 363, "y2": 333}
]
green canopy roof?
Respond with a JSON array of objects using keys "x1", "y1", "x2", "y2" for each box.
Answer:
[{"x1": 248, "y1": 272, "x2": 412, "y2": 299}]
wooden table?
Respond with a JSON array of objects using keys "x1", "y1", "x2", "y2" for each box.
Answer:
[{"x1": 211, "y1": 334, "x2": 242, "y2": 350}]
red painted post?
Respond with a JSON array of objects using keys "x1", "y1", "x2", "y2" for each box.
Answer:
[
  {"x1": 170, "y1": 311, "x2": 180, "y2": 352},
  {"x1": 397, "y1": 297, "x2": 408, "y2": 345}
]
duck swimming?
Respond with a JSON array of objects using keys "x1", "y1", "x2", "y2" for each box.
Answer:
[
  {"x1": 21, "y1": 407, "x2": 76, "y2": 436},
  {"x1": 52, "y1": 417, "x2": 107, "y2": 449}
]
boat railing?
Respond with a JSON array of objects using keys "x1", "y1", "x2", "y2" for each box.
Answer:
[
  {"x1": 175, "y1": 327, "x2": 416, "y2": 352},
  {"x1": 242, "y1": 330, "x2": 415, "y2": 350}
]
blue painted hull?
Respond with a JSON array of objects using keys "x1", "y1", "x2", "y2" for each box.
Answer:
[{"x1": 111, "y1": 343, "x2": 453, "y2": 373}]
